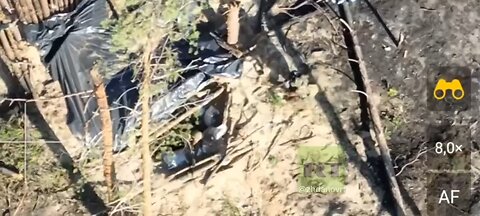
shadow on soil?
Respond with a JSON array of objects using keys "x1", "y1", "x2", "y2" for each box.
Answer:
[
  {"x1": 315, "y1": 90, "x2": 395, "y2": 215},
  {"x1": 26, "y1": 101, "x2": 107, "y2": 215},
  {"x1": 337, "y1": 2, "x2": 421, "y2": 215},
  {"x1": 218, "y1": 0, "x2": 407, "y2": 214},
  {"x1": 249, "y1": 0, "x2": 401, "y2": 215}
]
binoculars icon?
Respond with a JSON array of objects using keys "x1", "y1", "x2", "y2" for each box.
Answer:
[{"x1": 433, "y1": 78, "x2": 465, "y2": 100}]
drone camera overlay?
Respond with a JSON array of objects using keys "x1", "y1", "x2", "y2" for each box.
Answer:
[{"x1": 0, "y1": 0, "x2": 479, "y2": 216}]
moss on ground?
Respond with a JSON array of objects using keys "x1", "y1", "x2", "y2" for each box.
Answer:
[
  {"x1": 221, "y1": 198, "x2": 241, "y2": 216},
  {"x1": 0, "y1": 116, "x2": 72, "y2": 212}
]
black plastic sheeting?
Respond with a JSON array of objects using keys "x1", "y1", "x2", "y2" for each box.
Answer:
[
  {"x1": 158, "y1": 115, "x2": 227, "y2": 174},
  {"x1": 158, "y1": 100, "x2": 228, "y2": 174},
  {"x1": 22, "y1": 0, "x2": 243, "y2": 153}
]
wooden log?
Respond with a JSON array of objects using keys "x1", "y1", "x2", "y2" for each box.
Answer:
[
  {"x1": 18, "y1": 0, "x2": 33, "y2": 23},
  {"x1": 4, "y1": 29, "x2": 20, "y2": 60},
  {"x1": 11, "y1": 0, "x2": 28, "y2": 23},
  {"x1": 61, "y1": 0, "x2": 67, "y2": 11},
  {"x1": 31, "y1": 0, "x2": 44, "y2": 20},
  {"x1": 140, "y1": 45, "x2": 153, "y2": 216},
  {"x1": 64, "y1": 0, "x2": 70, "y2": 11},
  {"x1": 24, "y1": 0, "x2": 39, "y2": 23},
  {"x1": 0, "y1": 30, "x2": 14, "y2": 60},
  {"x1": 69, "y1": 0, "x2": 75, "y2": 11},
  {"x1": 8, "y1": 23, "x2": 22, "y2": 41},
  {"x1": 57, "y1": 0, "x2": 64, "y2": 12},
  {"x1": 0, "y1": 0, "x2": 12, "y2": 12},
  {"x1": 48, "y1": 0, "x2": 57, "y2": 14},
  {"x1": 39, "y1": 0, "x2": 51, "y2": 18}
]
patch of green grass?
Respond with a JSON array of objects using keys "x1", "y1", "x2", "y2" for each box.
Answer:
[
  {"x1": 0, "y1": 117, "x2": 40, "y2": 142},
  {"x1": 0, "y1": 116, "x2": 69, "y2": 190},
  {"x1": 0, "y1": 132, "x2": 69, "y2": 197},
  {"x1": 151, "y1": 112, "x2": 201, "y2": 161},
  {"x1": 221, "y1": 199, "x2": 241, "y2": 216},
  {"x1": 266, "y1": 90, "x2": 284, "y2": 106},
  {"x1": 0, "y1": 141, "x2": 44, "y2": 172},
  {"x1": 390, "y1": 115, "x2": 403, "y2": 128},
  {"x1": 387, "y1": 88, "x2": 399, "y2": 97},
  {"x1": 384, "y1": 115, "x2": 404, "y2": 139},
  {"x1": 267, "y1": 155, "x2": 278, "y2": 167}
]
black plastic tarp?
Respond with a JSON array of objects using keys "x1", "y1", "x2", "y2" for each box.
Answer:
[
  {"x1": 23, "y1": 0, "x2": 135, "y2": 150},
  {"x1": 22, "y1": 0, "x2": 243, "y2": 152}
]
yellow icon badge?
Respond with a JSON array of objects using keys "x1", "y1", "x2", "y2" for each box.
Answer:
[{"x1": 433, "y1": 78, "x2": 464, "y2": 100}]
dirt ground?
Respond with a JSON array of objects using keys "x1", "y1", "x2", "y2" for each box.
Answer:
[
  {"x1": 1, "y1": 0, "x2": 480, "y2": 215},
  {"x1": 351, "y1": 0, "x2": 480, "y2": 215}
]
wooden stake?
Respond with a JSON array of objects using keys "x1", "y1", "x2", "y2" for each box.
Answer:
[
  {"x1": 31, "y1": 0, "x2": 44, "y2": 20},
  {"x1": 5, "y1": 29, "x2": 21, "y2": 60},
  {"x1": 24, "y1": 0, "x2": 38, "y2": 23},
  {"x1": 0, "y1": 0, "x2": 12, "y2": 13},
  {"x1": 69, "y1": 0, "x2": 75, "y2": 11},
  {"x1": 62, "y1": 0, "x2": 69, "y2": 11},
  {"x1": 226, "y1": 1, "x2": 240, "y2": 45},
  {"x1": 0, "y1": 30, "x2": 14, "y2": 60},
  {"x1": 57, "y1": 0, "x2": 64, "y2": 12},
  {"x1": 50, "y1": 0, "x2": 58, "y2": 13},
  {"x1": 8, "y1": 24, "x2": 22, "y2": 42},
  {"x1": 18, "y1": 0, "x2": 32, "y2": 23},
  {"x1": 90, "y1": 64, "x2": 116, "y2": 203},
  {"x1": 140, "y1": 42, "x2": 153, "y2": 216},
  {"x1": 39, "y1": 0, "x2": 50, "y2": 18}
]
